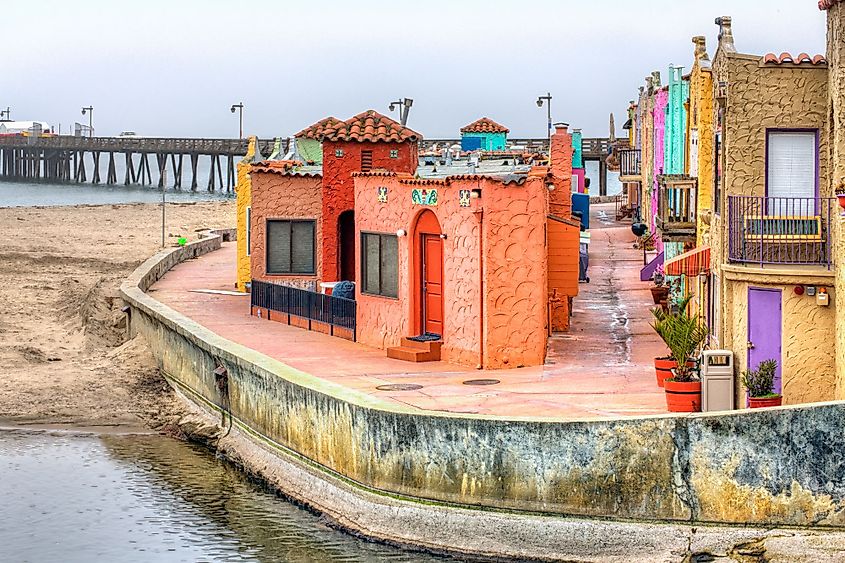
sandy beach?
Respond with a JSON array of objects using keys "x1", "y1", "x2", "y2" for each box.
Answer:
[{"x1": 0, "y1": 200, "x2": 236, "y2": 429}]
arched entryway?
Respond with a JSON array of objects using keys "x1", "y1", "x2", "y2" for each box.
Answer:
[
  {"x1": 411, "y1": 210, "x2": 443, "y2": 337},
  {"x1": 338, "y1": 210, "x2": 355, "y2": 282}
]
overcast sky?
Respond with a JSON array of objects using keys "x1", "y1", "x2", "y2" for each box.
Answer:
[{"x1": 5, "y1": 0, "x2": 827, "y2": 139}]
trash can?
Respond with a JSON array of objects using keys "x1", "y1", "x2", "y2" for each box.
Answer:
[{"x1": 700, "y1": 350, "x2": 734, "y2": 412}]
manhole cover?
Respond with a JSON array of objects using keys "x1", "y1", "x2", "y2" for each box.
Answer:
[
  {"x1": 462, "y1": 379, "x2": 500, "y2": 386},
  {"x1": 376, "y1": 383, "x2": 423, "y2": 391}
]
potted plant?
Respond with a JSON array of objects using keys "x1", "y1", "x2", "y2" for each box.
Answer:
[
  {"x1": 837, "y1": 184, "x2": 845, "y2": 213},
  {"x1": 742, "y1": 359, "x2": 782, "y2": 408},
  {"x1": 651, "y1": 298, "x2": 708, "y2": 411},
  {"x1": 650, "y1": 265, "x2": 669, "y2": 305},
  {"x1": 650, "y1": 295, "x2": 696, "y2": 388}
]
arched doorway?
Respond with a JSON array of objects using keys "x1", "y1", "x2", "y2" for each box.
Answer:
[
  {"x1": 338, "y1": 210, "x2": 355, "y2": 282},
  {"x1": 411, "y1": 210, "x2": 443, "y2": 337}
]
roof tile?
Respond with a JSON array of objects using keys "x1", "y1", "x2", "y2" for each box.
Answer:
[
  {"x1": 762, "y1": 52, "x2": 826, "y2": 66},
  {"x1": 322, "y1": 110, "x2": 421, "y2": 143},
  {"x1": 820, "y1": 0, "x2": 842, "y2": 9},
  {"x1": 460, "y1": 117, "x2": 510, "y2": 134},
  {"x1": 295, "y1": 116, "x2": 342, "y2": 139}
]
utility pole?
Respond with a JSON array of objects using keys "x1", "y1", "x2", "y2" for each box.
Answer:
[
  {"x1": 389, "y1": 98, "x2": 413, "y2": 125},
  {"x1": 230, "y1": 102, "x2": 244, "y2": 138},
  {"x1": 81, "y1": 106, "x2": 94, "y2": 137},
  {"x1": 536, "y1": 93, "x2": 553, "y2": 141}
]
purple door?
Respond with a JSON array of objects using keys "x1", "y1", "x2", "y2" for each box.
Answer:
[{"x1": 748, "y1": 288, "x2": 782, "y2": 394}]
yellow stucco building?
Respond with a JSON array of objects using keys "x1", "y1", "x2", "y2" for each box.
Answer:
[{"x1": 236, "y1": 137, "x2": 261, "y2": 292}]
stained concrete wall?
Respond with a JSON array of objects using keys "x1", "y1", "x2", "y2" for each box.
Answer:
[{"x1": 121, "y1": 238, "x2": 845, "y2": 528}]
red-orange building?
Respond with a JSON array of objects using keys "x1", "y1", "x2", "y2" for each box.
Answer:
[{"x1": 249, "y1": 116, "x2": 579, "y2": 369}]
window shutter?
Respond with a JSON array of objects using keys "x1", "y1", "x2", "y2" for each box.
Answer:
[
  {"x1": 363, "y1": 234, "x2": 380, "y2": 294},
  {"x1": 361, "y1": 150, "x2": 373, "y2": 172},
  {"x1": 291, "y1": 221, "x2": 315, "y2": 273},
  {"x1": 267, "y1": 221, "x2": 291, "y2": 274},
  {"x1": 380, "y1": 235, "x2": 398, "y2": 297},
  {"x1": 767, "y1": 132, "x2": 816, "y2": 215}
]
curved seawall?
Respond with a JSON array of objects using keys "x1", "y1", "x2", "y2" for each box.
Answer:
[{"x1": 120, "y1": 234, "x2": 845, "y2": 557}]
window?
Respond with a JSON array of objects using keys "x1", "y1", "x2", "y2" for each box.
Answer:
[
  {"x1": 766, "y1": 130, "x2": 817, "y2": 215},
  {"x1": 361, "y1": 150, "x2": 373, "y2": 172},
  {"x1": 335, "y1": 148, "x2": 344, "y2": 157},
  {"x1": 361, "y1": 233, "x2": 398, "y2": 297},
  {"x1": 246, "y1": 206, "x2": 251, "y2": 256},
  {"x1": 266, "y1": 220, "x2": 315, "y2": 275},
  {"x1": 713, "y1": 108, "x2": 723, "y2": 214},
  {"x1": 390, "y1": 149, "x2": 399, "y2": 159}
]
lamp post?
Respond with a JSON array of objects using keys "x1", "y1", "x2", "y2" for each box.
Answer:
[
  {"x1": 0, "y1": 107, "x2": 10, "y2": 121},
  {"x1": 389, "y1": 98, "x2": 413, "y2": 126},
  {"x1": 230, "y1": 102, "x2": 244, "y2": 138},
  {"x1": 81, "y1": 106, "x2": 94, "y2": 137},
  {"x1": 536, "y1": 93, "x2": 552, "y2": 141}
]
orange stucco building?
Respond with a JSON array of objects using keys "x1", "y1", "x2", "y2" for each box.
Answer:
[{"x1": 248, "y1": 114, "x2": 579, "y2": 369}]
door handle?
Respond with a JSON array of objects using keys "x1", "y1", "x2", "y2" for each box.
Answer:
[{"x1": 747, "y1": 341, "x2": 754, "y2": 350}]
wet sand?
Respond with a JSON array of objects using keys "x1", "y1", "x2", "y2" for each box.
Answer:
[{"x1": 0, "y1": 200, "x2": 235, "y2": 429}]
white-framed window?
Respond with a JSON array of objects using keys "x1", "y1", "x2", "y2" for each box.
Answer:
[
  {"x1": 246, "y1": 206, "x2": 251, "y2": 256},
  {"x1": 766, "y1": 130, "x2": 817, "y2": 215}
]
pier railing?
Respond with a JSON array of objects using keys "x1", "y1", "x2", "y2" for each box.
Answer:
[
  {"x1": 0, "y1": 135, "x2": 275, "y2": 155},
  {"x1": 728, "y1": 195, "x2": 835, "y2": 268},
  {"x1": 250, "y1": 280, "x2": 357, "y2": 341}
]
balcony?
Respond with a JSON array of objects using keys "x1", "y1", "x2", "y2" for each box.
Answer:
[
  {"x1": 619, "y1": 149, "x2": 641, "y2": 181},
  {"x1": 727, "y1": 196, "x2": 835, "y2": 268},
  {"x1": 656, "y1": 175, "x2": 697, "y2": 241}
]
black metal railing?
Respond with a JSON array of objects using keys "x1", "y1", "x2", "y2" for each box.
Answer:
[
  {"x1": 619, "y1": 149, "x2": 641, "y2": 177},
  {"x1": 251, "y1": 280, "x2": 357, "y2": 341},
  {"x1": 727, "y1": 195, "x2": 835, "y2": 268}
]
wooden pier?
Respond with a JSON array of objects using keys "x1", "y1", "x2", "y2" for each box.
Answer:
[{"x1": 0, "y1": 136, "x2": 277, "y2": 192}]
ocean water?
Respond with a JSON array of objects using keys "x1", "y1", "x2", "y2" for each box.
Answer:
[{"x1": 0, "y1": 180, "x2": 232, "y2": 208}]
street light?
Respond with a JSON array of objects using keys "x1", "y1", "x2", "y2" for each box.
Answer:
[
  {"x1": 388, "y1": 98, "x2": 413, "y2": 126},
  {"x1": 536, "y1": 92, "x2": 552, "y2": 140},
  {"x1": 0, "y1": 107, "x2": 10, "y2": 121},
  {"x1": 230, "y1": 102, "x2": 244, "y2": 138},
  {"x1": 81, "y1": 106, "x2": 94, "y2": 137}
]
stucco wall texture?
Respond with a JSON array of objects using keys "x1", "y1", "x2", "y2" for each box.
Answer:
[
  {"x1": 688, "y1": 39, "x2": 715, "y2": 248},
  {"x1": 709, "y1": 43, "x2": 834, "y2": 405},
  {"x1": 353, "y1": 174, "x2": 548, "y2": 369},
  {"x1": 249, "y1": 171, "x2": 323, "y2": 289},
  {"x1": 235, "y1": 137, "x2": 259, "y2": 292},
  {"x1": 321, "y1": 140, "x2": 417, "y2": 282},
  {"x1": 651, "y1": 88, "x2": 668, "y2": 252}
]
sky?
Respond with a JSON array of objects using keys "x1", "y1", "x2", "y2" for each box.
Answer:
[{"x1": 4, "y1": 0, "x2": 828, "y2": 140}]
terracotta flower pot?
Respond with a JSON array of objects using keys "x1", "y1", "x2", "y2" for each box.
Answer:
[
  {"x1": 664, "y1": 379, "x2": 701, "y2": 412},
  {"x1": 748, "y1": 395, "x2": 783, "y2": 409},
  {"x1": 654, "y1": 358, "x2": 695, "y2": 388},
  {"x1": 654, "y1": 357, "x2": 675, "y2": 388}
]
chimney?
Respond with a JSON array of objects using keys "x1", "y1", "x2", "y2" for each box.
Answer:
[
  {"x1": 548, "y1": 122, "x2": 573, "y2": 215},
  {"x1": 715, "y1": 16, "x2": 736, "y2": 53},
  {"x1": 645, "y1": 76, "x2": 654, "y2": 95},
  {"x1": 651, "y1": 70, "x2": 662, "y2": 90},
  {"x1": 693, "y1": 36, "x2": 709, "y2": 61}
]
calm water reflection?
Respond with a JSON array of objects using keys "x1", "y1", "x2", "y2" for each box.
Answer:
[{"x1": 0, "y1": 431, "x2": 451, "y2": 562}]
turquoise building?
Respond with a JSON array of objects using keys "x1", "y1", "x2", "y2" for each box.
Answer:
[
  {"x1": 664, "y1": 65, "x2": 690, "y2": 175},
  {"x1": 460, "y1": 117, "x2": 509, "y2": 151},
  {"x1": 571, "y1": 129, "x2": 583, "y2": 169}
]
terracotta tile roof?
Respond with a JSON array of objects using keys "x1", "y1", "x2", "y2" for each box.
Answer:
[
  {"x1": 321, "y1": 110, "x2": 421, "y2": 143},
  {"x1": 820, "y1": 0, "x2": 842, "y2": 9},
  {"x1": 762, "y1": 52, "x2": 826, "y2": 66},
  {"x1": 399, "y1": 174, "x2": 527, "y2": 186},
  {"x1": 294, "y1": 116, "x2": 342, "y2": 139},
  {"x1": 250, "y1": 160, "x2": 305, "y2": 174},
  {"x1": 351, "y1": 170, "x2": 415, "y2": 178},
  {"x1": 460, "y1": 117, "x2": 509, "y2": 134}
]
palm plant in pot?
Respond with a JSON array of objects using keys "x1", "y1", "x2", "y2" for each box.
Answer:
[
  {"x1": 741, "y1": 359, "x2": 782, "y2": 408},
  {"x1": 650, "y1": 294, "x2": 695, "y2": 388},
  {"x1": 651, "y1": 299, "x2": 708, "y2": 412}
]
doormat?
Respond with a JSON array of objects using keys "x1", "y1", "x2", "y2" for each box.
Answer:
[{"x1": 407, "y1": 332, "x2": 441, "y2": 342}]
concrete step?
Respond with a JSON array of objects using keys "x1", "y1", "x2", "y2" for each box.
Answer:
[
  {"x1": 400, "y1": 337, "x2": 443, "y2": 353},
  {"x1": 387, "y1": 345, "x2": 441, "y2": 363}
]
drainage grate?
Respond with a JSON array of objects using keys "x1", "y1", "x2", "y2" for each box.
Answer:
[
  {"x1": 376, "y1": 383, "x2": 424, "y2": 391},
  {"x1": 462, "y1": 379, "x2": 500, "y2": 386}
]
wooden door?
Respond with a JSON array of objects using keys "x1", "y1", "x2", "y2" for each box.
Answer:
[{"x1": 422, "y1": 234, "x2": 443, "y2": 336}]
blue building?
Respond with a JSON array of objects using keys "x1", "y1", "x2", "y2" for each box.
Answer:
[{"x1": 460, "y1": 117, "x2": 509, "y2": 151}]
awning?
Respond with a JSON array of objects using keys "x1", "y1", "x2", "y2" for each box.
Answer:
[{"x1": 664, "y1": 245, "x2": 711, "y2": 277}]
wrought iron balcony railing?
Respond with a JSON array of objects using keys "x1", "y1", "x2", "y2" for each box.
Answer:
[{"x1": 727, "y1": 195, "x2": 835, "y2": 268}]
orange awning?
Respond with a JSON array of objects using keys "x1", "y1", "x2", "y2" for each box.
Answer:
[{"x1": 664, "y1": 245, "x2": 711, "y2": 277}]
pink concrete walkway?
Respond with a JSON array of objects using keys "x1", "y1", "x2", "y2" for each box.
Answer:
[{"x1": 150, "y1": 203, "x2": 667, "y2": 419}]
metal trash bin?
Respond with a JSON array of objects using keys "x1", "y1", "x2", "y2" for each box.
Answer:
[{"x1": 700, "y1": 350, "x2": 734, "y2": 412}]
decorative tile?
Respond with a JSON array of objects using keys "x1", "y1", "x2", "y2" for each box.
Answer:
[
  {"x1": 459, "y1": 189, "x2": 471, "y2": 207},
  {"x1": 377, "y1": 186, "x2": 388, "y2": 203},
  {"x1": 411, "y1": 188, "x2": 438, "y2": 206}
]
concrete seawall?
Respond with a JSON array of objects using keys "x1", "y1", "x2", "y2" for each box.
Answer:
[{"x1": 120, "y1": 235, "x2": 845, "y2": 556}]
